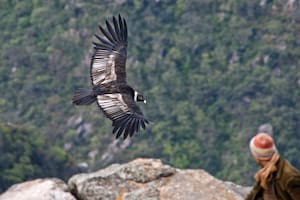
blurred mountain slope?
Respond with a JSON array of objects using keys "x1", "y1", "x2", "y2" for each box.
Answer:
[{"x1": 0, "y1": 0, "x2": 299, "y2": 192}]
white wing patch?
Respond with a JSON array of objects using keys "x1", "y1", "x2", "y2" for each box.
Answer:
[
  {"x1": 97, "y1": 94, "x2": 130, "y2": 120},
  {"x1": 102, "y1": 54, "x2": 116, "y2": 84},
  {"x1": 91, "y1": 52, "x2": 117, "y2": 85}
]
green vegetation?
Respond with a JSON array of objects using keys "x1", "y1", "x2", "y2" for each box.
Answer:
[
  {"x1": 0, "y1": 0, "x2": 299, "y2": 192},
  {"x1": 0, "y1": 123, "x2": 75, "y2": 191}
]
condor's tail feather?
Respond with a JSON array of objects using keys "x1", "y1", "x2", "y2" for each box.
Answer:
[{"x1": 72, "y1": 89, "x2": 97, "y2": 105}]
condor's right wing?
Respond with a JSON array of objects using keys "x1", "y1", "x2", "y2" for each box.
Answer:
[{"x1": 90, "y1": 15, "x2": 128, "y2": 86}]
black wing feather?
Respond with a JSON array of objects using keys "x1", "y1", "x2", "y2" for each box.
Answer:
[
  {"x1": 106, "y1": 20, "x2": 119, "y2": 43},
  {"x1": 113, "y1": 16, "x2": 121, "y2": 42},
  {"x1": 114, "y1": 114, "x2": 131, "y2": 130},
  {"x1": 131, "y1": 118, "x2": 139, "y2": 137},
  {"x1": 94, "y1": 34, "x2": 113, "y2": 47},
  {"x1": 114, "y1": 115, "x2": 134, "y2": 139},
  {"x1": 122, "y1": 118, "x2": 133, "y2": 139},
  {"x1": 99, "y1": 25, "x2": 116, "y2": 45},
  {"x1": 123, "y1": 18, "x2": 127, "y2": 40},
  {"x1": 92, "y1": 41, "x2": 113, "y2": 50},
  {"x1": 115, "y1": 15, "x2": 122, "y2": 41},
  {"x1": 141, "y1": 119, "x2": 146, "y2": 130},
  {"x1": 115, "y1": 123, "x2": 127, "y2": 139}
]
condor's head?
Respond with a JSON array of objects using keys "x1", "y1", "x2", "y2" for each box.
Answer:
[{"x1": 134, "y1": 91, "x2": 146, "y2": 104}]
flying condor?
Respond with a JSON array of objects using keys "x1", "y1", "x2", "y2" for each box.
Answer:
[{"x1": 72, "y1": 15, "x2": 149, "y2": 139}]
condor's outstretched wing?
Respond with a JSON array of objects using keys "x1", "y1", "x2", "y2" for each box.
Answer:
[
  {"x1": 97, "y1": 93, "x2": 149, "y2": 139},
  {"x1": 91, "y1": 15, "x2": 128, "y2": 86}
]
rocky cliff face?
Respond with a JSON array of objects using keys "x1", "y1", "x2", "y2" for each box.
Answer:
[{"x1": 0, "y1": 158, "x2": 250, "y2": 200}]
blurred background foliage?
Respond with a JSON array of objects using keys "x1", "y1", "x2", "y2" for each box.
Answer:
[{"x1": 0, "y1": 0, "x2": 300, "y2": 192}]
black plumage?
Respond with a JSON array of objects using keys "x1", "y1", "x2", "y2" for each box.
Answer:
[{"x1": 72, "y1": 15, "x2": 149, "y2": 139}]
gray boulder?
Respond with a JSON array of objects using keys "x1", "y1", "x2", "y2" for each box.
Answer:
[{"x1": 0, "y1": 178, "x2": 76, "y2": 200}]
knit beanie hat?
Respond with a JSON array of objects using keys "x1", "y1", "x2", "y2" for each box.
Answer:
[{"x1": 249, "y1": 133, "x2": 277, "y2": 161}]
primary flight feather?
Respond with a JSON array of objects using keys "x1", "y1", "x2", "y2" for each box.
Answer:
[{"x1": 72, "y1": 15, "x2": 149, "y2": 139}]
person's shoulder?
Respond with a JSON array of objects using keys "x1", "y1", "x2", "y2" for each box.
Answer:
[
  {"x1": 282, "y1": 158, "x2": 300, "y2": 175},
  {"x1": 280, "y1": 158, "x2": 300, "y2": 185}
]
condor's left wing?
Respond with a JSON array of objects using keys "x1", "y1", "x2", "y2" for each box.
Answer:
[{"x1": 96, "y1": 93, "x2": 149, "y2": 139}]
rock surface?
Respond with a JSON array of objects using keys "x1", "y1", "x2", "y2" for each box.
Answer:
[
  {"x1": 0, "y1": 158, "x2": 251, "y2": 200},
  {"x1": 68, "y1": 158, "x2": 251, "y2": 200},
  {"x1": 0, "y1": 178, "x2": 76, "y2": 200}
]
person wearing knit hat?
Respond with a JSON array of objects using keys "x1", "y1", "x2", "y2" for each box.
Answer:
[
  {"x1": 249, "y1": 133, "x2": 277, "y2": 161},
  {"x1": 246, "y1": 133, "x2": 300, "y2": 200}
]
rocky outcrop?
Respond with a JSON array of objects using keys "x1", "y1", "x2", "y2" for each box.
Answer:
[
  {"x1": 0, "y1": 178, "x2": 76, "y2": 200},
  {"x1": 0, "y1": 158, "x2": 251, "y2": 200},
  {"x1": 69, "y1": 158, "x2": 250, "y2": 200}
]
